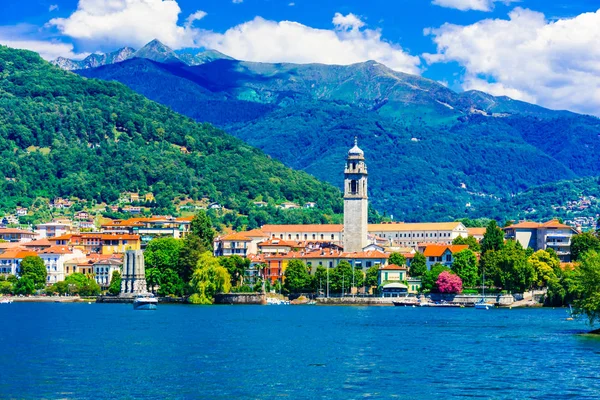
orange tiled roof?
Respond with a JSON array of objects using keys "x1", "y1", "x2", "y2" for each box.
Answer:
[
  {"x1": 259, "y1": 239, "x2": 308, "y2": 248},
  {"x1": 22, "y1": 238, "x2": 52, "y2": 247},
  {"x1": 261, "y1": 224, "x2": 343, "y2": 233},
  {"x1": 0, "y1": 228, "x2": 35, "y2": 235},
  {"x1": 505, "y1": 221, "x2": 540, "y2": 229},
  {"x1": 0, "y1": 249, "x2": 37, "y2": 259},
  {"x1": 48, "y1": 234, "x2": 74, "y2": 241},
  {"x1": 101, "y1": 234, "x2": 140, "y2": 240},
  {"x1": 423, "y1": 245, "x2": 469, "y2": 257},
  {"x1": 467, "y1": 228, "x2": 486, "y2": 236},
  {"x1": 42, "y1": 246, "x2": 73, "y2": 254},
  {"x1": 341, "y1": 250, "x2": 390, "y2": 259},
  {"x1": 220, "y1": 232, "x2": 253, "y2": 241},
  {"x1": 379, "y1": 264, "x2": 407, "y2": 270},
  {"x1": 540, "y1": 219, "x2": 572, "y2": 229}
]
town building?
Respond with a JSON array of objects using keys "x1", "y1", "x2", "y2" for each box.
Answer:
[
  {"x1": 368, "y1": 222, "x2": 469, "y2": 248},
  {"x1": 40, "y1": 246, "x2": 84, "y2": 284},
  {"x1": 261, "y1": 224, "x2": 343, "y2": 243},
  {"x1": 503, "y1": 219, "x2": 579, "y2": 262},
  {"x1": 213, "y1": 230, "x2": 270, "y2": 257},
  {"x1": 422, "y1": 244, "x2": 469, "y2": 270},
  {"x1": 0, "y1": 228, "x2": 36, "y2": 243},
  {"x1": 0, "y1": 249, "x2": 37, "y2": 276},
  {"x1": 94, "y1": 259, "x2": 123, "y2": 289},
  {"x1": 36, "y1": 221, "x2": 73, "y2": 239},
  {"x1": 343, "y1": 138, "x2": 369, "y2": 253}
]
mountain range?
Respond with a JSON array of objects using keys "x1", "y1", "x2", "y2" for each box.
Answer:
[
  {"x1": 51, "y1": 39, "x2": 232, "y2": 70},
  {"x1": 53, "y1": 40, "x2": 600, "y2": 222}
]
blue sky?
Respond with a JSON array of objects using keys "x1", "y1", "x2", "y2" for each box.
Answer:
[{"x1": 1, "y1": 0, "x2": 600, "y2": 115}]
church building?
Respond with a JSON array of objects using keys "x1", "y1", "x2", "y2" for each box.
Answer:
[{"x1": 343, "y1": 138, "x2": 369, "y2": 252}]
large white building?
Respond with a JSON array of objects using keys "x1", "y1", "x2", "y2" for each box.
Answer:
[
  {"x1": 504, "y1": 219, "x2": 579, "y2": 262},
  {"x1": 368, "y1": 222, "x2": 469, "y2": 248},
  {"x1": 40, "y1": 246, "x2": 84, "y2": 284}
]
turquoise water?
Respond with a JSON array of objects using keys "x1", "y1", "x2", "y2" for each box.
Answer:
[{"x1": 1, "y1": 304, "x2": 599, "y2": 399}]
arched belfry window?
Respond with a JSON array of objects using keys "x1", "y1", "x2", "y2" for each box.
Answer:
[{"x1": 350, "y1": 180, "x2": 358, "y2": 194}]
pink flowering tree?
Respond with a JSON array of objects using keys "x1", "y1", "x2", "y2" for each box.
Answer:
[{"x1": 436, "y1": 271, "x2": 463, "y2": 294}]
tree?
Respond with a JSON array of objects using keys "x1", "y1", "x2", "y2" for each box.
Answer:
[
  {"x1": 421, "y1": 264, "x2": 452, "y2": 292},
  {"x1": 388, "y1": 252, "x2": 406, "y2": 266},
  {"x1": 313, "y1": 265, "x2": 328, "y2": 293},
  {"x1": 365, "y1": 264, "x2": 379, "y2": 288},
  {"x1": 409, "y1": 253, "x2": 427, "y2": 278},
  {"x1": 177, "y1": 234, "x2": 203, "y2": 282},
  {"x1": 329, "y1": 261, "x2": 363, "y2": 294},
  {"x1": 108, "y1": 270, "x2": 121, "y2": 295},
  {"x1": 571, "y1": 232, "x2": 600, "y2": 261},
  {"x1": 481, "y1": 220, "x2": 504, "y2": 254},
  {"x1": 14, "y1": 276, "x2": 35, "y2": 295},
  {"x1": 283, "y1": 259, "x2": 312, "y2": 294},
  {"x1": 20, "y1": 256, "x2": 47, "y2": 288},
  {"x1": 436, "y1": 271, "x2": 463, "y2": 294},
  {"x1": 189, "y1": 252, "x2": 231, "y2": 304},
  {"x1": 451, "y1": 249, "x2": 479, "y2": 287},
  {"x1": 190, "y1": 210, "x2": 215, "y2": 251},
  {"x1": 452, "y1": 235, "x2": 481, "y2": 252},
  {"x1": 157, "y1": 268, "x2": 185, "y2": 297},
  {"x1": 0, "y1": 280, "x2": 13, "y2": 294},
  {"x1": 144, "y1": 238, "x2": 183, "y2": 271},
  {"x1": 490, "y1": 240, "x2": 535, "y2": 293},
  {"x1": 146, "y1": 267, "x2": 161, "y2": 293},
  {"x1": 573, "y1": 251, "x2": 600, "y2": 327},
  {"x1": 528, "y1": 250, "x2": 560, "y2": 288},
  {"x1": 219, "y1": 255, "x2": 250, "y2": 287}
]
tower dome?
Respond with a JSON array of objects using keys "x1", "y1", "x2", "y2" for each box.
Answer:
[{"x1": 348, "y1": 137, "x2": 364, "y2": 156}]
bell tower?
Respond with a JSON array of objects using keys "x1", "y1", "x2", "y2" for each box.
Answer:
[{"x1": 343, "y1": 138, "x2": 368, "y2": 253}]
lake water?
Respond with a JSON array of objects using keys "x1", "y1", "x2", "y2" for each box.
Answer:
[{"x1": 1, "y1": 303, "x2": 599, "y2": 399}]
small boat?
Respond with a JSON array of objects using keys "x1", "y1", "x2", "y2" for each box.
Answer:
[
  {"x1": 393, "y1": 300, "x2": 419, "y2": 307},
  {"x1": 475, "y1": 268, "x2": 492, "y2": 310},
  {"x1": 474, "y1": 300, "x2": 490, "y2": 310},
  {"x1": 133, "y1": 293, "x2": 158, "y2": 310},
  {"x1": 0, "y1": 298, "x2": 13, "y2": 304}
]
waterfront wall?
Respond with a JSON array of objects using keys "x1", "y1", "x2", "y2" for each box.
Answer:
[
  {"x1": 214, "y1": 293, "x2": 266, "y2": 305},
  {"x1": 316, "y1": 297, "x2": 396, "y2": 305},
  {"x1": 96, "y1": 295, "x2": 185, "y2": 304}
]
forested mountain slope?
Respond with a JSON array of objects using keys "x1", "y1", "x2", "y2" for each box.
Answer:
[
  {"x1": 77, "y1": 47, "x2": 600, "y2": 221},
  {"x1": 0, "y1": 46, "x2": 343, "y2": 220}
]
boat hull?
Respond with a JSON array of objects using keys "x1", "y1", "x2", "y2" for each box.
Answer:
[
  {"x1": 474, "y1": 303, "x2": 491, "y2": 310},
  {"x1": 133, "y1": 302, "x2": 157, "y2": 310}
]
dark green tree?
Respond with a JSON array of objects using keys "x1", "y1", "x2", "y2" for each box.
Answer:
[
  {"x1": 144, "y1": 238, "x2": 183, "y2": 271},
  {"x1": 421, "y1": 264, "x2": 452, "y2": 292},
  {"x1": 571, "y1": 232, "x2": 600, "y2": 261},
  {"x1": 190, "y1": 210, "x2": 216, "y2": 251},
  {"x1": 481, "y1": 220, "x2": 505, "y2": 254},
  {"x1": 283, "y1": 259, "x2": 312, "y2": 294},
  {"x1": 452, "y1": 235, "x2": 481, "y2": 252},
  {"x1": 365, "y1": 264, "x2": 380, "y2": 288},
  {"x1": 14, "y1": 276, "x2": 35, "y2": 295},
  {"x1": 409, "y1": 253, "x2": 427, "y2": 278},
  {"x1": 19, "y1": 256, "x2": 47, "y2": 288},
  {"x1": 219, "y1": 255, "x2": 250, "y2": 287},
  {"x1": 108, "y1": 270, "x2": 122, "y2": 295},
  {"x1": 573, "y1": 250, "x2": 600, "y2": 328},
  {"x1": 451, "y1": 249, "x2": 479, "y2": 287},
  {"x1": 388, "y1": 252, "x2": 406, "y2": 266}
]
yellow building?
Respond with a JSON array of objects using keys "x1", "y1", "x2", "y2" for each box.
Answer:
[{"x1": 101, "y1": 234, "x2": 141, "y2": 255}]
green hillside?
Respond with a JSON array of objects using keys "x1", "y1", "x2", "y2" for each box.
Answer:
[{"x1": 0, "y1": 46, "x2": 343, "y2": 223}]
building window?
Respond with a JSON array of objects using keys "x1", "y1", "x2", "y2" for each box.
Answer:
[{"x1": 331, "y1": 234, "x2": 335, "y2": 240}]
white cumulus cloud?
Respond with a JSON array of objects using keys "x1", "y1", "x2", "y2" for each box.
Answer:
[
  {"x1": 424, "y1": 7, "x2": 600, "y2": 115},
  {"x1": 198, "y1": 14, "x2": 421, "y2": 74},
  {"x1": 185, "y1": 10, "x2": 207, "y2": 29},
  {"x1": 432, "y1": 0, "x2": 519, "y2": 12},
  {"x1": 48, "y1": 0, "x2": 201, "y2": 49}
]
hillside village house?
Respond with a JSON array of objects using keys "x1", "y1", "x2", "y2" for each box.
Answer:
[
  {"x1": 0, "y1": 228, "x2": 36, "y2": 243},
  {"x1": 36, "y1": 221, "x2": 73, "y2": 238},
  {"x1": 503, "y1": 219, "x2": 579, "y2": 262},
  {"x1": 422, "y1": 244, "x2": 469, "y2": 270}
]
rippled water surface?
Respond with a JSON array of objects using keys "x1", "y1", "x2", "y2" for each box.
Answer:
[{"x1": 1, "y1": 303, "x2": 599, "y2": 399}]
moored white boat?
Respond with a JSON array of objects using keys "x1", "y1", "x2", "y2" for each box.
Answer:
[
  {"x1": 133, "y1": 293, "x2": 158, "y2": 310},
  {"x1": 0, "y1": 298, "x2": 13, "y2": 304}
]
